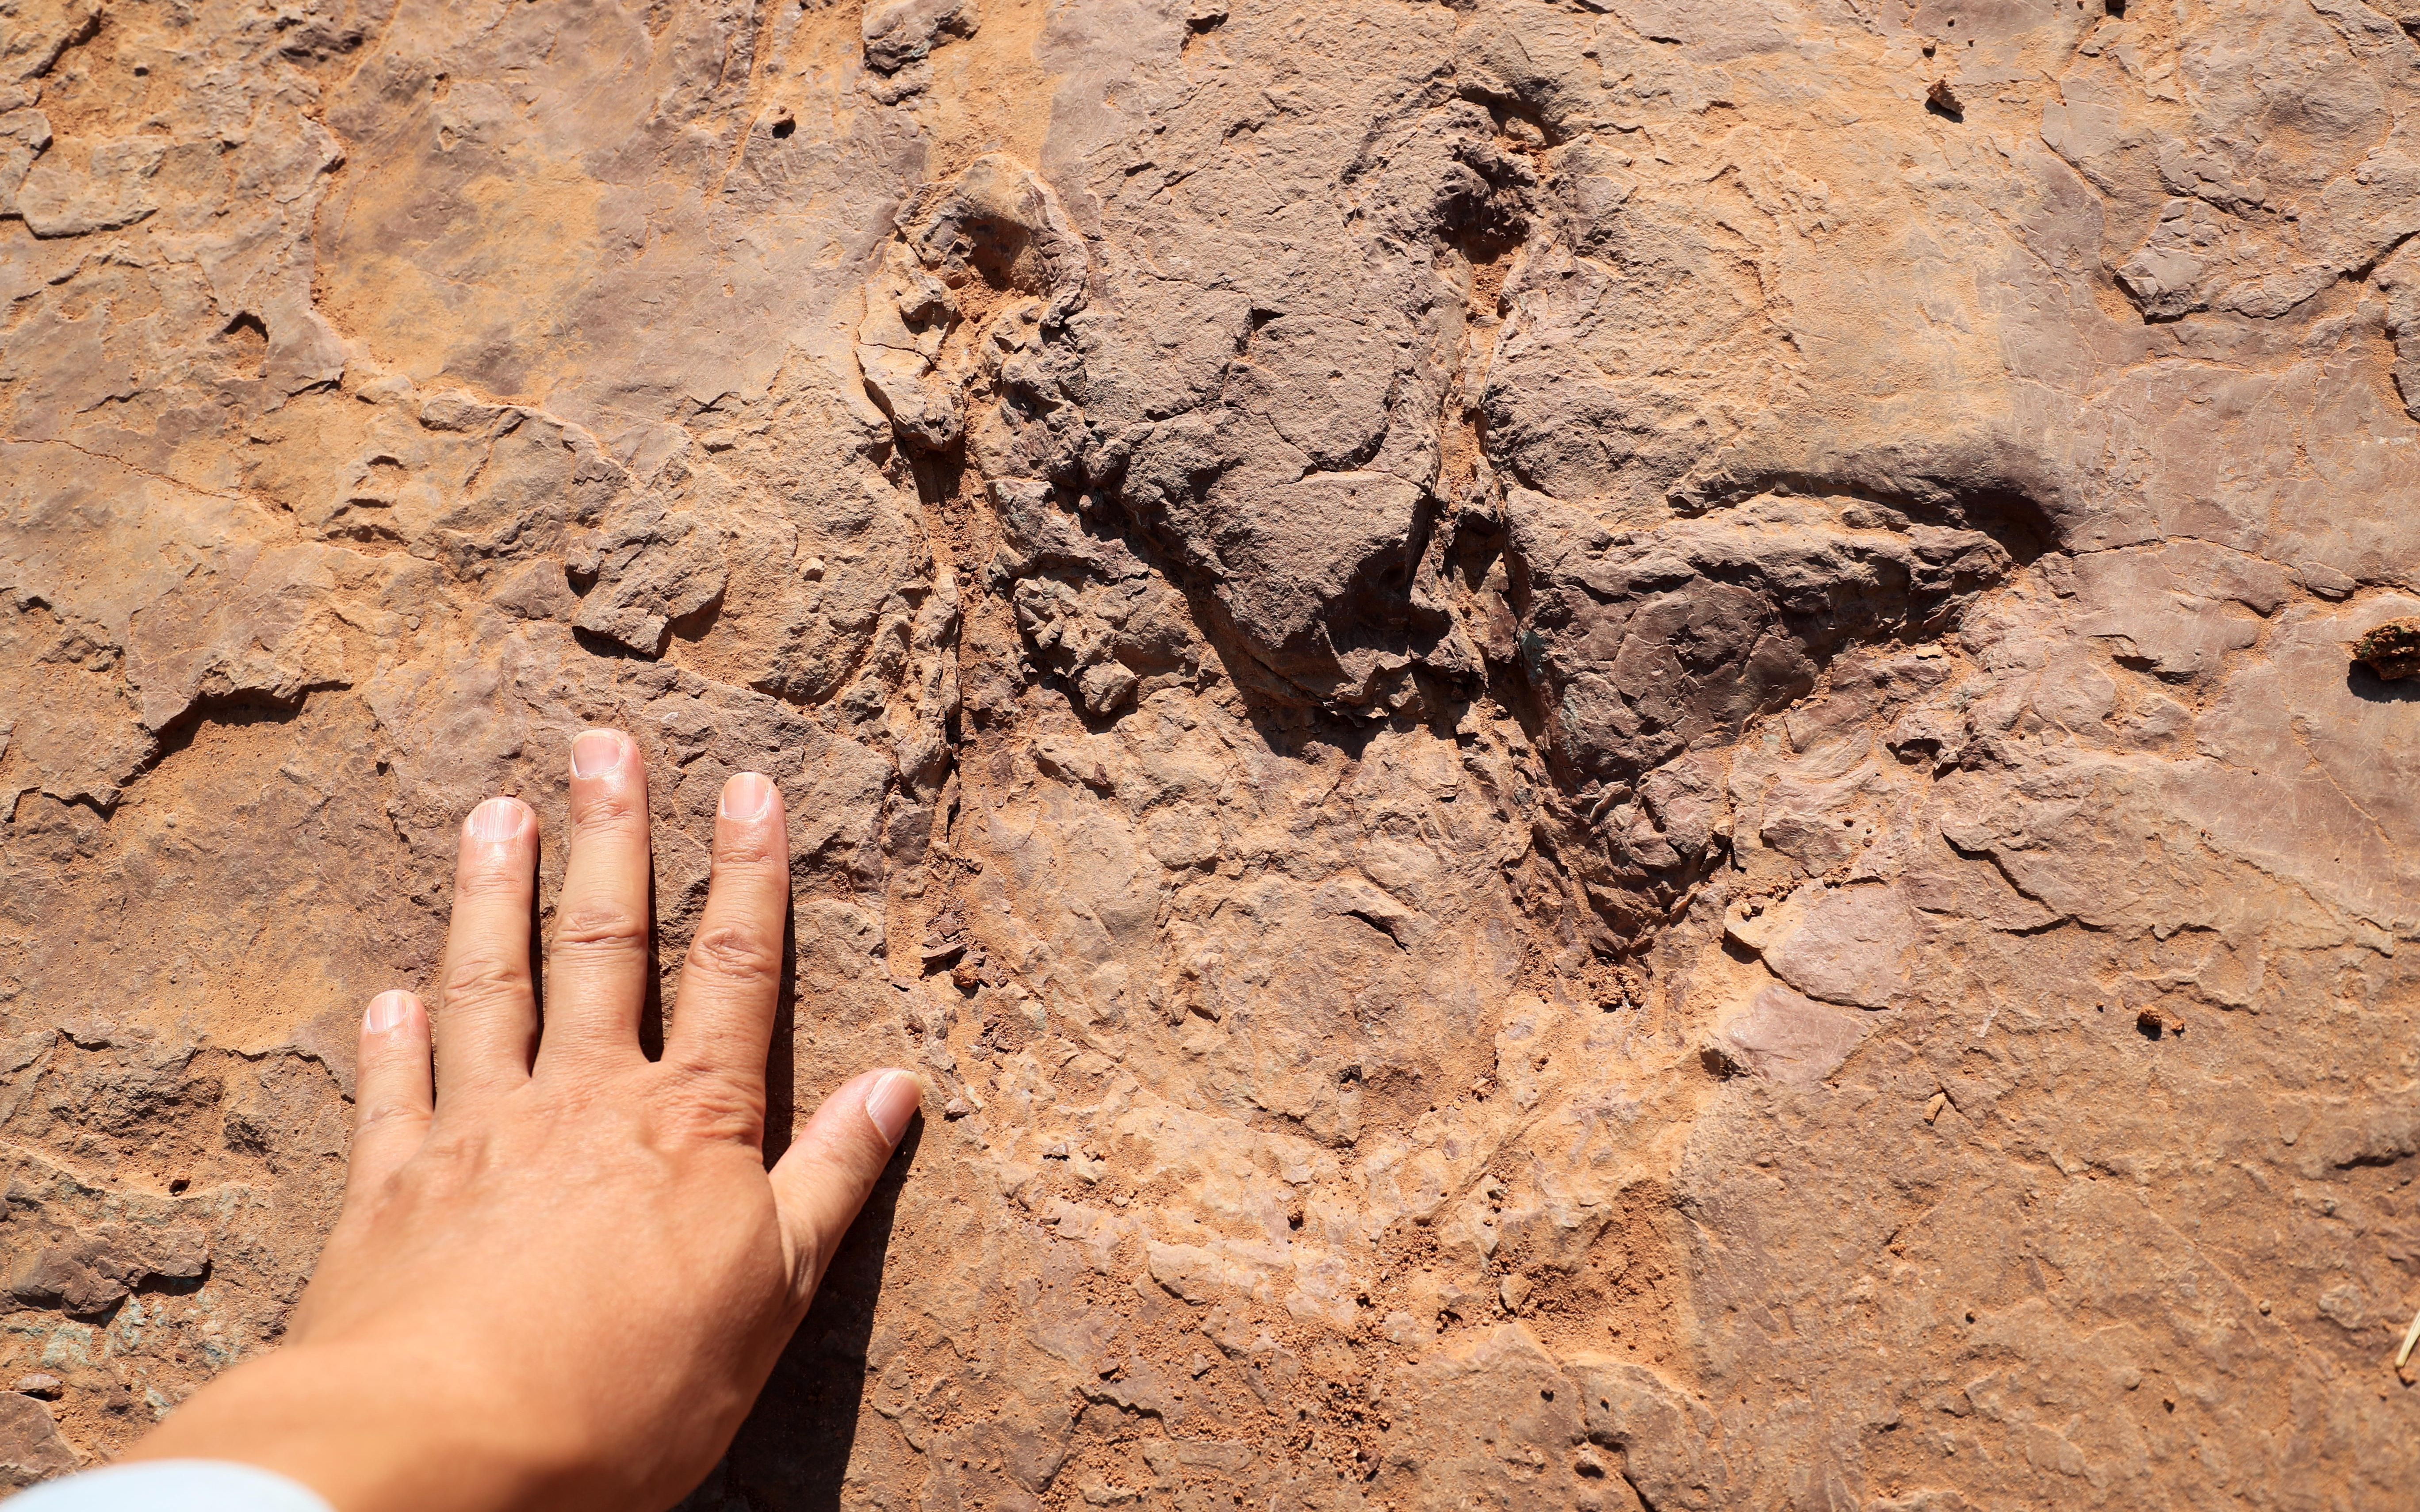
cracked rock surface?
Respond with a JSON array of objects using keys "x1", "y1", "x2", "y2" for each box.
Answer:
[{"x1": 7, "y1": 0, "x2": 2420, "y2": 1505}]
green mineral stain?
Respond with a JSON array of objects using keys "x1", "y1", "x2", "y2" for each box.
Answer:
[{"x1": 40, "y1": 1321, "x2": 96, "y2": 1370}]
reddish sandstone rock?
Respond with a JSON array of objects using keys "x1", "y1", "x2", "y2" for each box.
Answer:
[{"x1": 6, "y1": 0, "x2": 2420, "y2": 1506}]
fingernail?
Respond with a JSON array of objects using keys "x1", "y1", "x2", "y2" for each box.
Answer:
[
  {"x1": 363, "y1": 991, "x2": 417, "y2": 1035},
  {"x1": 571, "y1": 729, "x2": 628, "y2": 779},
  {"x1": 720, "y1": 771, "x2": 775, "y2": 821},
  {"x1": 863, "y1": 1070, "x2": 923, "y2": 1145},
  {"x1": 465, "y1": 796, "x2": 527, "y2": 841}
]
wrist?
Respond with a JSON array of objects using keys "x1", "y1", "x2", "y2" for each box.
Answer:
[{"x1": 129, "y1": 1338, "x2": 587, "y2": 1512}]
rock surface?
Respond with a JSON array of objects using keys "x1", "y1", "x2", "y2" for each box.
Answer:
[{"x1": 6, "y1": 0, "x2": 2420, "y2": 1506}]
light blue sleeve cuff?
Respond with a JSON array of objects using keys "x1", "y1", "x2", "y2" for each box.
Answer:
[{"x1": 8, "y1": 1460, "x2": 335, "y2": 1511}]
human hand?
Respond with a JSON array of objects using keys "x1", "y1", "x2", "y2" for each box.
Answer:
[{"x1": 128, "y1": 729, "x2": 922, "y2": 1512}]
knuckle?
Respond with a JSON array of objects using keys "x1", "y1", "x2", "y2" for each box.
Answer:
[
  {"x1": 439, "y1": 953, "x2": 528, "y2": 1009},
  {"x1": 686, "y1": 922, "x2": 781, "y2": 985},
  {"x1": 657, "y1": 1061, "x2": 766, "y2": 1142},
  {"x1": 713, "y1": 829, "x2": 788, "y2": 871},
  {"x1": 547, "y1": 936, "x2": 646, "y2": 987},
  {"x1": 574, "y1": 786, "x2": 650, "y2": 832},
  {"x1": 452, "y1": 858, "x2": 529, "y2": 902},
  {"x1": 551, "y1": 902, "x2": 651, "y2": 950},
  {"x1": 354, "y1": 1103, "x2": 429, "y2": 1137}
]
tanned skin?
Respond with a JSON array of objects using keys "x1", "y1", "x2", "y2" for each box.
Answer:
[{"x1": 127, "y1": 728, "x2": 923, "y2": 1512}]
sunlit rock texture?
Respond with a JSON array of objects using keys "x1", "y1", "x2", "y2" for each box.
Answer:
[{"x1": 7, "y1": 0, "x2": 2420, "y2": 1505}]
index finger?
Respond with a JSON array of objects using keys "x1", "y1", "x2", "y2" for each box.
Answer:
[{"x1": 662, "y1": 771, "x2": 790, "y2": 1110}]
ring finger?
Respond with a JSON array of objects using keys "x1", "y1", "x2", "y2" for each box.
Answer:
[
  {"x1": 433, "y1": 795, "x2": 539, "y2": 1115},
  {"x1": 536, "y1": 728, "x2": 654, "y2": 1075}
]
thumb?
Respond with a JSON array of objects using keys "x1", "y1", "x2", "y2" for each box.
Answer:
[{"x1": 768, "y1": 1067, "x2": 922, "y2": 1306}]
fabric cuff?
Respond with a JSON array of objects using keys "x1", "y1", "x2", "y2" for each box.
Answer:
[{"x1": 8, "y1": 1460, "x2": 336, "y2": 1512}]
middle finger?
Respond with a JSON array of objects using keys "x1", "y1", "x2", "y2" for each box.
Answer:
[{"x1": 536, "y1": 727, "x2": 653, "y2": 1075}]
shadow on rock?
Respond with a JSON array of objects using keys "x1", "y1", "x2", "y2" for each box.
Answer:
[
  {"x1": 678, "y1": 1115, "x2": 923, "y2": 1512},
  {"x1": 2346, "y1": 663, "x2": 2420, "y2": 703}
]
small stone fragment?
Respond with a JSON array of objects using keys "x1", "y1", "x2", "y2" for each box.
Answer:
[
  {"x1": 10, "y1": 1377, "x2": 59, "y2": 1400},
  {"x1": 2353, "y1": 617, "x2": 2420, "y2": 680},
  {"x1": 1077, "y1": 660, "x2": 1139, "y2": 716},
  {"x1": 4, "y1": 1222, "x2": 211, "y2": 1315},
  {"x1": 1924, "y1": 1092, "x2": 1949, "y2": 1124},
  {"x1": 0, "y1": 1394, "x2": 76, "y2": 1487},
  {"x1": 950, "y1": 949, "x2": 990, "y2": 990},
  {"x1": 1706, "y1": 986, "x2": 1872, "y2": 1086},
  {"x1": 1926, "y1": 79, "x2": 1963, "y2": 118},
  {"x1": 862, "y1": 0, "x2": 977, "y2": 73},
  {"x1": 919, "y1": 913, "x2": 970, "y2": 967},
  {"x1": 2136, "y1": 1006, "x2": 2183, "y2": 1040}
]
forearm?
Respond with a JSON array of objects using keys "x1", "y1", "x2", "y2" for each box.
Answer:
[{"x1": 126, "y1": 1342, "x2": 581, "y2": 1512}]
